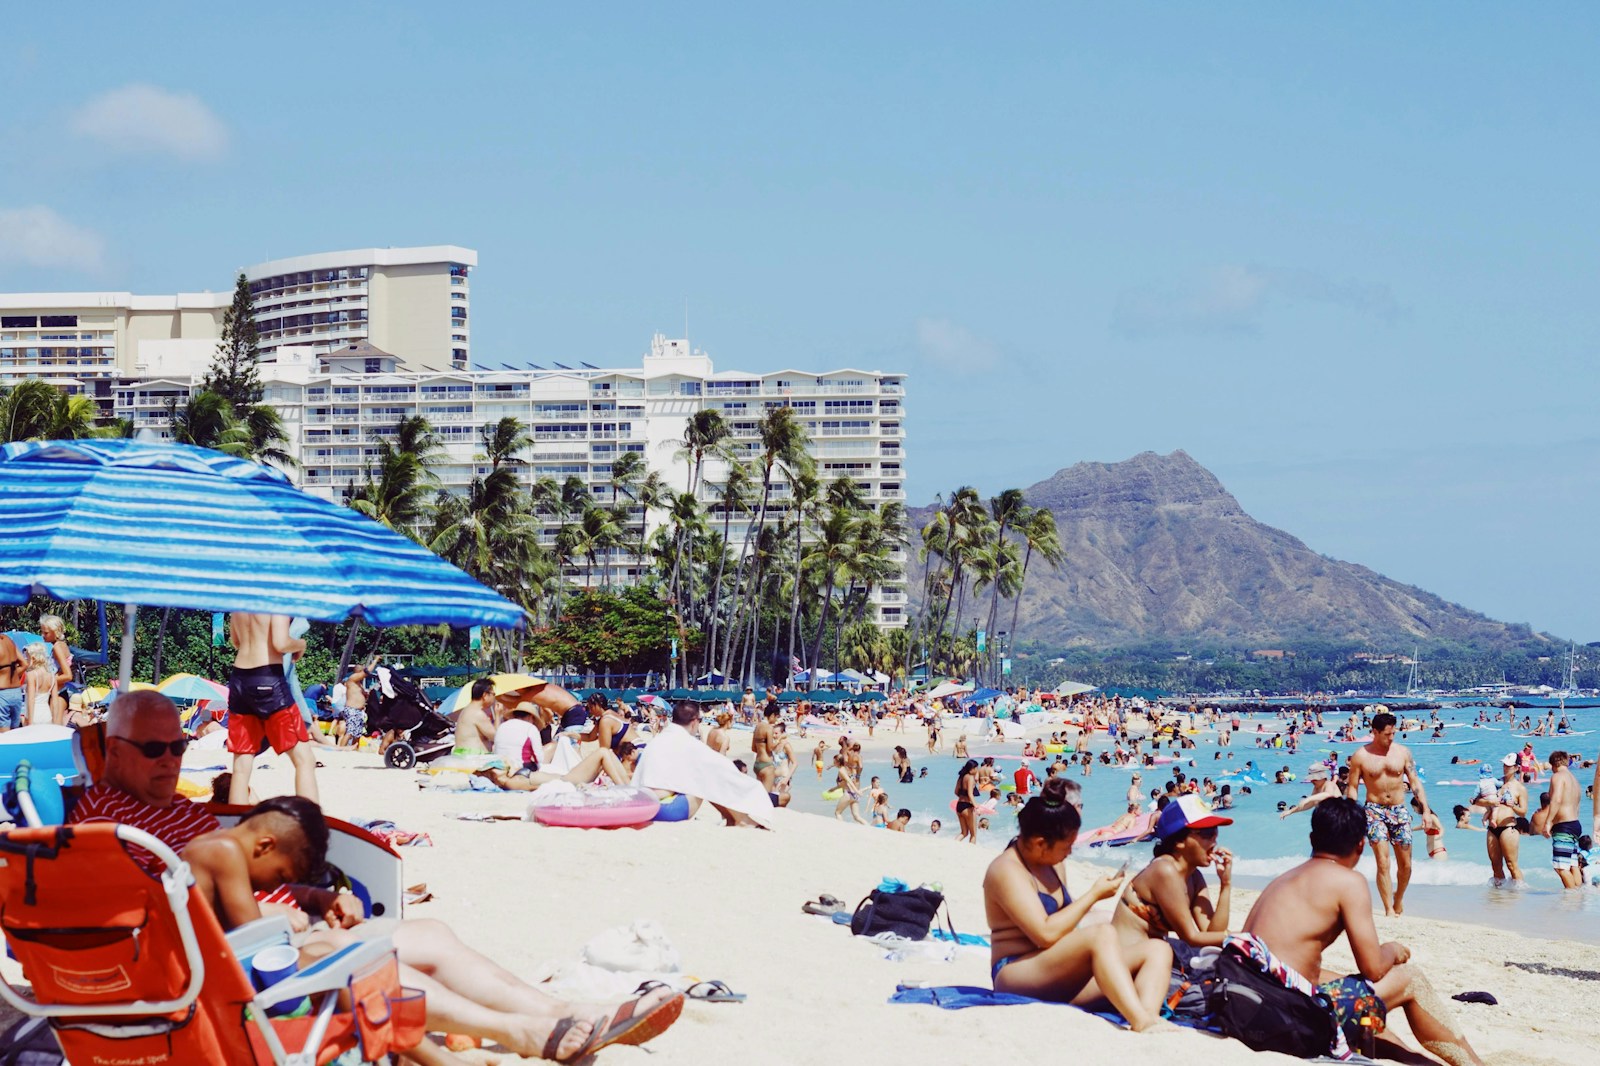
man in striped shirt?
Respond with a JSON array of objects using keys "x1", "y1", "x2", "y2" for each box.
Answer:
[{"x1": 69, "y1": 690, "x2": 220, "y2": 866}]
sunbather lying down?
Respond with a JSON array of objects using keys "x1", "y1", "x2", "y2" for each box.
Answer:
[{"x1": 475, "y1": 743, "x2": 636, "y2": 791}]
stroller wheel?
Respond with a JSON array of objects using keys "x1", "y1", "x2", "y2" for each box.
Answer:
[{"x1": 385, "y1": 742, "x2": 417, "y2": 770}]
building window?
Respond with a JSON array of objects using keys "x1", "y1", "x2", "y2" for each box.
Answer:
[
  {"x1": 40, "y1": 315, "x2": 78, "y2": 328},
  {"x1": 0, "y1": 317, "x2": 37, "y2": 329}
]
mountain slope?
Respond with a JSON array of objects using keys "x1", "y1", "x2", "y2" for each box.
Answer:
[{"x1": 907, "y1": 450, "x2": 1545, "y2": 649}]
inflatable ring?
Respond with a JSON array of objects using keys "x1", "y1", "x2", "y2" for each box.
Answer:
[
  {"x1": 1044, "y1": 744, "x2": 1065, "y2": 754},
  {"x1": 822, "y1": 787, "x2": 844, "y2": 801},
  {"x1": 950, "y1": 798, "x2": 998, "y2": 816},
  {"x1": 531, "y1": 787, "x2": 660, "y2": 829}
]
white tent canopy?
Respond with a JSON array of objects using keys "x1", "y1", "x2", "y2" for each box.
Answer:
[{"x1": 1054, "y1": 681, "x2": 1098, "y2": 697}]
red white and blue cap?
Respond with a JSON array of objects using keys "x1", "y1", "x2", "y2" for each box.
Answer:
[{"x1": 1154, "y1": 793, "x2": 1233, "y2": 840}]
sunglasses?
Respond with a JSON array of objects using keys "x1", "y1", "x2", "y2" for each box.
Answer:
[{"x1": 112, "y1": 736, "x2": 190, "y2": 759}]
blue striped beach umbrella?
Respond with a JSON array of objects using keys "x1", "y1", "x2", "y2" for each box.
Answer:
[{"x1": 0, "y1": 439, "x2": 526, "y2": 686}]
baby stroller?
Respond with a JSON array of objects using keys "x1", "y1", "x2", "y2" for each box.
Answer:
[{"x1": 366, "y1": 668, "x2": 455, "y2": 770}]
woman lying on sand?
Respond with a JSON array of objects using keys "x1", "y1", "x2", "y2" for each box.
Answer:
[{"x1": 982, "y1": 777, "x2": 1173, "y2": 1031}]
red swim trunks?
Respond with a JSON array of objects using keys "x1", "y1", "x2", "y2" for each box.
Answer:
[{"x1": 226, "y1": 704, "x2": 309, "y2": 754}]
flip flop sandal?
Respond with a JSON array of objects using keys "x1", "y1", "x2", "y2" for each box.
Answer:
[
  {"x1": 817, "y1": 894, "x2": 844, "y2": 907},
  {"x1": 686, "y1": 979, "x2": 747, "y2": 1003},
  {"x1": 802, "y1": 901, "x2": 845, "y2": 916},
  {"x1": 1452, "y1": 991, "x2": 1499, "y2": 1006},
  {"x1": 597, "y1": 986, "x2": 686, "y2": 1049}
]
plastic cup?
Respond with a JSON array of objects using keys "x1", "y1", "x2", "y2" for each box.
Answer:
[{"x1": 252, "y1": 945, "x2": 308, "y2": 1016}]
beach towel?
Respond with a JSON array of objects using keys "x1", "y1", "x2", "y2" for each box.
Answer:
[
  {"x1": 887, "y1": 985, "x2": 1212, "y2": 1031},
  {"x1": 630, "y1": 723, "x2": 774, "y2": 826}
]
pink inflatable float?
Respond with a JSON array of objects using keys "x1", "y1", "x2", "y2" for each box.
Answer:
[
  {"x1": 1078, "y1": 812, "x2": 1155, "y2": 848},
  {"x1": 949, "y1": 798, "x2": 998, "y2": 816},
  {"x1": 531, "y1": 787, "x2": 661, "y2": 829}
]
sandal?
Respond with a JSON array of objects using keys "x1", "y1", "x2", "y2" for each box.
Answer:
[
  {"x1": 606, "y1": 983, "x2": 686, "y2": 1048},
  {"x1": 802, "y1": 900, "x2": 845, "y2": 916},
  {"x1": 686, "y1": 979, "x2": 746, "y2": 1003},
  {"x1": 541, "y1": 989, "x2": 684, "y2": 1063}
]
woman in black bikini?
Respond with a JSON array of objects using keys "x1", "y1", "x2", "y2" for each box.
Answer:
[
  {"x1": 981, "y1": 778, "x2": 1172, "y2": 1030},
  {"x1": 955, "y1": 760, "x2": 979, "y2": 843}
]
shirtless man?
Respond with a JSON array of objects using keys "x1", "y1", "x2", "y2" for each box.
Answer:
[
  {"x1": 341, "y1": 663, "x2": 370, "y2": 747},
  {"x1": 227, "y1": 612, "x2": 317, "y2": 805},
  {"x1": 751, "y1": 703, "x2": 780, "y2": 793},
  {"x1": 1238, "y1": 798, "x2": 1484, "y2": 1065},
  {"x1": 1344, "y1": 711, "x2": 1430, "y2": 916},
  {"x1": 453, "y1": 678, "x2": 497, "y2": 755},
  {"x1": 0, "y1": 633, "x2": 24, "y2": 732},
  {"x1": 1545, "y1": 751, "x2": 1584, "y2": 889}
]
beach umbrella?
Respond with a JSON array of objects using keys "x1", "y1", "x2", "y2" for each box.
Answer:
[
  {"x1": 1054, "y1": 680, "x2": 1098, "y2": 697},
  {"x1": 157, "y1": 672, "x2": 228, "y2": 702},
  {"x1": 437, "y1": 672, "x2": 548, "y2": 716},
  {"x1": 926, "y1": 680, "x2": 975, "y2": 699},
  {"x1": 0, "y1": 439, "x2": 526, "y2": 689}
]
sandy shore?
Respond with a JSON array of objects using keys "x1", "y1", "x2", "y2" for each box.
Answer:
[
  {"x1": 244, "y1": 745, "x2": 1595, "y2": 1062},
  {"x1": 2, "y1": 731, "x2": 1589, "y2": 1065}
]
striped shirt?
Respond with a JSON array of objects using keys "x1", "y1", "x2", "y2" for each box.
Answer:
[{"x1": 69, "y1": 782, "x2": 221, "y2": 875}]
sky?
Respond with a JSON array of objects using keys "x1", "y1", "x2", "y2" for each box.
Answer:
[{"x1": 3, "y1": 5, "x2": 1598, "y2": 641}]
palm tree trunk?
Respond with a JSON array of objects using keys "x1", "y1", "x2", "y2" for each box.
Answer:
[
  {"x1": 722, "y1": 473, "x2": 771, "y2": 677},
  {"x1": 1007, "y1": 542, "x2": 1035, "y2": 654},
  {"x1": 786, "y1": 518, "x2": 804, "y2": 678},
  {"x1": 806, "y1": 571, "x2": 837, "y2": 689},
  {"x1": 337, "y1": 618, "x2": 362, "y2": 682}
]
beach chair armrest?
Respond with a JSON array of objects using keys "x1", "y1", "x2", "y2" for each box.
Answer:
[
  {"x1": 259, "y1": 936, "x2": 394, "y2": 1002},
  {"x1": 226, "y1": 914, "x2": 295, "y2": 960}
]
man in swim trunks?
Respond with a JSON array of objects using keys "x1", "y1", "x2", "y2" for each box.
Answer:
[
  {"x1": 1344, "y1": 711, "x2": 1431, "y2": 916},
  {"x1": 227, "y1": 612, "x2": 317, "y2": 805},
  {"x1": 1239, "y1": 798, "x2": 1485, "y2": 1065},
  {"x1": 751, "y1": 702, "x2": 780, "y2": 795},
  {"x1": 1545, "y1": 750, "x2": 1585, "y2": 889}
]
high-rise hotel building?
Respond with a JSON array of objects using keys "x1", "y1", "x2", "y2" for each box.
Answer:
[{"x1": 2, "y1": 248, "x2": 908, "y2": 625}]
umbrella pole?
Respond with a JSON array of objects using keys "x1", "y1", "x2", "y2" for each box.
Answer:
[{"x1": 119, "y1": 604, "x2": 138, "y2": 693}]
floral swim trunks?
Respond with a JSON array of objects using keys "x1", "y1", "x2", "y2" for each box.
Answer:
[{"x1": 1364, "y1": 801, "x2": 1413, "y2": 848}]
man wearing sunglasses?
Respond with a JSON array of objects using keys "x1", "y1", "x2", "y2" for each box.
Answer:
[{"x1": 69, "y1": 689, "x2": 221, "y2": 866}]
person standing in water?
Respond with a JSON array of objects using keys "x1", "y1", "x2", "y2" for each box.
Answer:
[{"x1": 1344, "y1": 711, "x2": 1431, "y2": 916}]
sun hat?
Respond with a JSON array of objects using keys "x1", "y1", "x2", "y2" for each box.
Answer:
[
  {"x1": 1154, "y1": 793, "x2": 1233, "y2": 840},
  {"x1": 1307, "y1": 763, "x2": 1330, "y2": 779},
  {"x1": 1501, "y1": 753, "x2": 1518, "y2": 767}
]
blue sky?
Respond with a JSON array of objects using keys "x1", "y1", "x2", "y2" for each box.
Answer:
[{"x1": 4, "y1": 5, "x2": 1598, "y2": 641}]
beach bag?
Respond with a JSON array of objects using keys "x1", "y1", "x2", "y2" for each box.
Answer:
[
  {"x1": 849, "y1": 887, "x2": 949, "y2": 941},
  {"x1": 1209, "y1": 948, "x2": 1336, "y2": 1057}
]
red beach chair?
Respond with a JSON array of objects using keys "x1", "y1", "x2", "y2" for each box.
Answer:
[{"x1": 0, "y1": 823, "x2": 424, "y2": 1065}]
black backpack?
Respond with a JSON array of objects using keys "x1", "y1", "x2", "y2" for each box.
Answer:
[
  {"x1": 849, "y1": 887, "x2": 950, "y2": 941},
  {"x1": 1209, "y1": 947, "x2": 1337, "y2": 1058}
]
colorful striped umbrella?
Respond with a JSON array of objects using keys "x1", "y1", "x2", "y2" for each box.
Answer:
[{"x1": 0, "y1": 439, "x2": 526, "y2": 687}]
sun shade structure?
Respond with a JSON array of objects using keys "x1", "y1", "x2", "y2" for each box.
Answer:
[{"x1": 0, "y1": 439, "x2": 526, "y2": 686}]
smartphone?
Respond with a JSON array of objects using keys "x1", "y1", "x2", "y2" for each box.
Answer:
[{"x1": 1115, "y1": 858, "x2": 1131, "y2": 877}]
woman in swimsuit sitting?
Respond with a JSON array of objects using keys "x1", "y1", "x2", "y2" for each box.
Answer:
[
  {"x1": 705, "y1": 711, "x2": 734, "y2": 756},
  {"x1": 579, "y1": 693, "x2": 631, "y2": 753},
  {"x1": 982, "y1": 777, "x2": 1172, "y2": 1031},
  {"x1": 1112, "y1": 794, "x2": 1233, "y2": 955}
]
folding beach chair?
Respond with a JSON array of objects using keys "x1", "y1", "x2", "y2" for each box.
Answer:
[{"x1": 0, "y1": 824, "x2": 424, "y2": 1065}]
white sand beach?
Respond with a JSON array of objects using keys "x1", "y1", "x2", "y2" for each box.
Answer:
[{"x1": 1, "y1": 730, "x2": 1591, "y2": 1066}]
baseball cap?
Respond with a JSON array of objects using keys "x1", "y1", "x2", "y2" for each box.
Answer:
[
  {"x1": 1154, "y1": 793, "x2": 1233, "y2": 839},
  {"x1": 1501, "y1": 753, "x2": 1518, "y2": 767}
]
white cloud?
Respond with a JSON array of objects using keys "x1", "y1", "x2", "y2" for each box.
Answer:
[
  {"x1": 70, "y1": 84, "x2": 229, "y2": 162},
  {"x1": 1113, "y1": 265, "x2": 1406, "y2": 338},
  {"x1": 914, "y1": 317, "x2": 1003, "y2": 376},
  {"x1": 0, "y1": 207, "x2": 105, "y2": 272}
]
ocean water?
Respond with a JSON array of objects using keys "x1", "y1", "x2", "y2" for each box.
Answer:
[{"x1": 788, "y1": 705, "x2": 1600, "y2": 945}]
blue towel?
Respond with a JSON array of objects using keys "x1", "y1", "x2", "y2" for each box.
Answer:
[
  {"x1": 930, "y1": 930, "x2": 990, "y2": 947},
  {"x1": 888, "y1": 985, "x2": 1216, "y2": 1032}
]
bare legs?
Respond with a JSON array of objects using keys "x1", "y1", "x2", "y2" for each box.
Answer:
[
  {"x1": 288, "y1": 740, "x2": 320, "y2": 805},
  {"x1": 1392, "y1": 842, "x2": 1413, "y2": 915},
  {"x1": 1372, "y1": 964, "x2": 1486, "y2": 1066},
  {"x1": 996, "y1": 924, "x2": 1171, "y2": 1031},
  {"x1": 480, "y1": 749, "x2": 631, "y2": 791},
  {"x1": 1371, "y1": 838, "x2": 1397, "y2": 916}
]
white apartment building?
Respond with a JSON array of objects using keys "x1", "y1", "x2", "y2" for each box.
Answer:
[
  {"x1": 113, "y1": 334, "x2": 910, "y2": 625},
  {"x1": 1, "y1": 246, "x2": 475, "y2": 413},
  {"x1": 245, "y1": 246, "x2": 475, "y2": 370}
]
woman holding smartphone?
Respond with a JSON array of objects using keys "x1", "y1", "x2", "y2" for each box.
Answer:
[{"x1": 982, "y1": 777, "x2": 1173, "y2": 1030}]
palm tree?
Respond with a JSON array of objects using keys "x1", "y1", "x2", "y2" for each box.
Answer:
[
  {"x1": 0, "y1": 380, "x2": 99, "y2": 442},
  {"x1": 347, "y1": 415, "x2": 442, "y2": 540},
  {"x1": 169, "y1": 391, "x2": 251, "y2": 455},
  {"x1": 720, "y1": 406, "x2": 811, "y2": 680},
  {"x1": 1007, "y1": 505, "x2": 1064, "y2": 654},
  {"x1": 783, "y1": 471, "x2": 822, "y2": 677},
  {"x1": 983, "y1": 489, "x2": 1026, "y2": 680},
  {"x1": 674, "y1": 409, "x2": 731, "y2": 497},
  {"x1": 803, "y1": 503, "x2": 859, "y2": 688},
  {"x1": 563, "y1": 504, "x2": 622, "y2": 589},
  {"x1": 703, "y1": 461, "x2": 753, "y2": 679}
]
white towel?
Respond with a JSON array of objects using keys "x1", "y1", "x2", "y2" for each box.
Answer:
[{"x1": 631, "y1": 723, "x2": 774, "y2": 826}]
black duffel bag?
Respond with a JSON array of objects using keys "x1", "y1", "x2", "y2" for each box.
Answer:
[
  {"x1": 848, "y1": 886, "x2": 948, "y2": 941},
  {"x1": 1209, "y1": 946, "x2": 1337, "y2": 1058}
]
